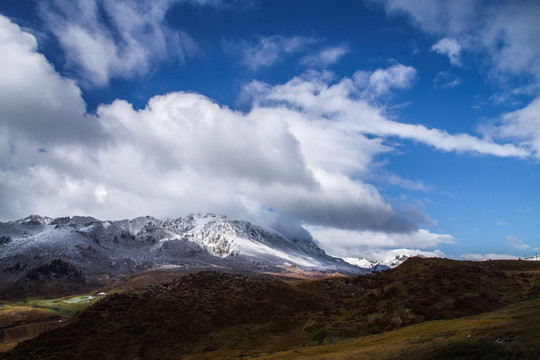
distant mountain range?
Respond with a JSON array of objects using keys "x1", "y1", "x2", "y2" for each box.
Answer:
[
  {"x1": 0, "y1": 214, "x2": 366, "y2": 296},
  {"x1": 342, "y1": 255, "x2": 409, "y2": 271}
]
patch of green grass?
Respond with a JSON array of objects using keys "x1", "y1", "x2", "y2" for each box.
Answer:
[{"x1": 23, "y1": 294, "x2": 101, "y2": 318}]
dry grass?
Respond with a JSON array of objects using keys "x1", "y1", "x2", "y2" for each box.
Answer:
[
  {"x1": 2, "y1": 258, "x2": 540, "y2": 359},
  {"x1": 255, "y1": 297, "x2": 540, "y2": 360},
  {"x1": 0, "y1": 304, "x2": 66, "y2": 352}
]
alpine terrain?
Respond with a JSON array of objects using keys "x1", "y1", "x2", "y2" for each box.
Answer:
[{"x1": 0, "y1": 214, "x2": 364, "y2": 297}]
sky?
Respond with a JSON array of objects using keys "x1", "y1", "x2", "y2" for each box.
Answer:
[{"x1": 0, "y1": 0, "x2": 539, "y2": 262}]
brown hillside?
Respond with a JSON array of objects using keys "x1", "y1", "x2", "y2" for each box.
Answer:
[{"x1": 2, "y1": 258, "x2": 540, "y2": 359}]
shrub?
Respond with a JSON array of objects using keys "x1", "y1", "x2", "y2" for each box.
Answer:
[{"x1": 312, "y1": 329, "x2": 327, "y2": 344}]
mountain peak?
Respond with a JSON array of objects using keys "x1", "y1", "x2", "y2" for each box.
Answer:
[
  {"x1": 0, "y1": 214, "x2": 367, "y2": 294},
  {"x1": 15, "y1": 215, "x2": 52, "y2": 226}
]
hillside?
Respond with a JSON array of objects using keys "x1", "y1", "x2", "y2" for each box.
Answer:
[{"x1": 2, "y1": 257, "x2": 540, "y2": 359}]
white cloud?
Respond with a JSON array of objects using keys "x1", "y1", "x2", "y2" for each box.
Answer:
[
  {"x1": 306, "y1": 225, "x2": 453, "y2": 258},
  {"x1": 380, "y1": 0, "x2": 479, "y2": 35},
  {"x1": 0, "y1": 15, "x2": 92, "y2": 143},
  {"x1": 381, "y1": 174, "x2": 428, "y2": 191},
  {"x1": 460, "y1": 253, "x2": 520, "y2": 261},
  {"x1": 95, "y1": 93, "x2": 315, "y2": 188},
  {"x1": 38, "y1": 0, "x2": 198, "y2": 86},
  {"x1": 485, "y1": 96, "x2": 540, "y2": 159},
  {"x1": 373, "y1": 0, "x2": 540, "y2": 177},
  {"x1": 228, "y1": 38, "x2": 349, "y2": 70},
  {"x1": 354, "y1": 63, "x2": 417, "y2": 96},
  {"x1": 385, "y1": 1, "x2": 540, "y2": 162},
  {"x1": 94, "y1": 185, "x2": 108, "y2": 203},
  {"x1": 300, "y1": 45, "x2": 349, "y2": 67},
  {"x1": 379, "y1": 0, "x2": 540, "y2": 81},
  {"x1": 507, "y1": 235, "x2": 530, "y2": 250},
  {"x1": 0, "y1": 88, "x2": 424, "y2": 234},
  {"x1": 480, "y1": 0, "x2": 540, "y2": 81},
  {"x1": 431, "y1": 38, "x2": 462, "y2": 66},
  {"x1": 433, "y1": 71, "x2": 462, "y2": 88},
  {"x1": 0, "y1": 12, "x2": 103, "y2": 191},
  {"x1": 248, "y1": 70, "x2": 529, "y2": 158},
  {"x1": 225, "y1": 35, "x2": 316, "y2": 70},
  {"x1": 0, "y1": 18, "x2": 417, "y2": 235}
]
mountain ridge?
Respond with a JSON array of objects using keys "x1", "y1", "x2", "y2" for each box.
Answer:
[{"x1": 0, "y1": 213, "x2": 365, "y2": 297}]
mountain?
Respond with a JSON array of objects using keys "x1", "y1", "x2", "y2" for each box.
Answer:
[
  {"x1": 342, "y1": 254, "x2": 409, "y2": 271},
  {"x1": 0, "y1": 214, "x2": 365, "y2": 296}
]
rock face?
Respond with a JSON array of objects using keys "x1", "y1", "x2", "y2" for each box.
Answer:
[{"x1": 0, "y1": 214, "x2": 365, "y2": 295}]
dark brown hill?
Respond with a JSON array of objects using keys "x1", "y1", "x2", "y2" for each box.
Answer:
[
  {"x1": 2, "y1": 259, "x2": 90, "y2": 300},
  {"x1": 2, "y1": 258, "x2": 540, "y2": 359}
]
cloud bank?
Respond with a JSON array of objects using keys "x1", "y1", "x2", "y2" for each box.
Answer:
[{"x1": 1, "y1": 7, "x2": 536, "y2": 256}]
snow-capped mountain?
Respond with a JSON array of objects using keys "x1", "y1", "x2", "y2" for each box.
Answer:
[
  {"x1": 0, "y1": 214, "x2": 366, "y2": 290},
  {"x1": 342, "y1": 255, "x2": 409, "y2": 271},
  {"x1": 525, "y1": 254, "x2": 540, "y2": 261}
]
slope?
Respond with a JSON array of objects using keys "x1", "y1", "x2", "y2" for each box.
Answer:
[
  {"x1": 2, "y1": 258, "x2": 540, "y2": 359},
  {"x1": 258, "y1": 296, "x2": 540, "y2": 360}
]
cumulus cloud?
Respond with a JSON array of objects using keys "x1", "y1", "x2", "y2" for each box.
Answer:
[
  {"x1": 38, "y1": 0, "x2": 198, "y2": 86},
  {"x1": 0, "y1": 15, "x2": 93, "y2": 143},
  {"x1": 0, "y1": 15, "x2": 102, "y2": 225},
  {"x1": 95, "y1": 93, "x2": 315, "y2": 188},
  {"x1": 354, "y1": 63, "x2": 417, "y2": 96},
  {"x1": 4, "y1": 14, "x2": 535, "y2": 257},
  {"x1": 0, "y1": 15, "x2": 440, "y2": 244},
  {"x1": 431, "y1": 38, "x2": 462, "y2": 66},
  {"x1": 225, "y1": 35, "x2": 316, "y2": 70},
  {"x1": 306, "y1": 225, "x2": 453, "y2": 258}
]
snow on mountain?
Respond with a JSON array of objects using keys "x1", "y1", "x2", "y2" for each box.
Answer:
[
  {"x1": 342, "y1": 248, "x2": 449, "y2": 271},
  {"x1": 525, "y1": 254, "x2": 540, "y2": 261},
  {"x1": 342, "y1": 254, "x2": 409, "y2": 271},
  {"x1": 0, "y1": 214, "x2": 366, "y2": 289}
]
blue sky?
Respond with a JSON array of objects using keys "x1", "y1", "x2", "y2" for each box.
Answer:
[{"x1": 0, "y1": 0, "x2": 539, "y2": 261}]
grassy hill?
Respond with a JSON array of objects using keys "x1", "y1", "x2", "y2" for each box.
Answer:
[
  {"x1": 1, "y1": 257, "x2": 540, "y2": 359},
  {"x1": 256, "y1": 296, "x2": 540, "y2": 360}
]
